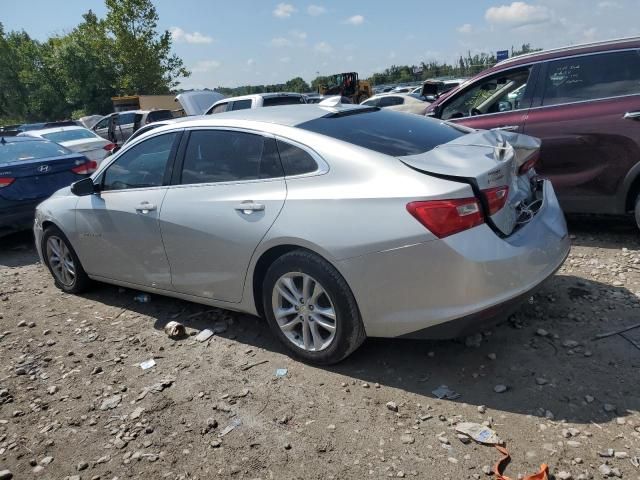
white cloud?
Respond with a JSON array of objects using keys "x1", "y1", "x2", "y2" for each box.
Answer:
[
  {"x1": 388, "y1": 51, "x2": 397, "y2": 59},
  {"x1": 345, "y1": 14, "x2": 365, "y2": 25},
  {"x1": 485, "y1": 2, "x2": 551, "y2": 27},
  {"x1": 597, "y1": 0, "x2": 621, "y2": 7},
  {"x1": 314, "y1": 41, "x2": 333, "y2": 54},
  {"x1": 247, "y1": 58, "x2": 255, "y2": 66},
  {"x1": 307, "y1": 4, "x2": 326, "y2": 16},
  {"x1": 270, "y1": 37, "x2": 293, "y2": 47},
  {"x1": 273, "y1": 3, "x2": 295, "y2": 18},
  {"x1": 280, "y1": 56, "x2": 291, "y2": 63},
  {"x1": 170, "y1": 27, "x2": 214, "y2": 44},
  {"x1": 346, "y1": 55, "x2": 354, "y2": 62},
  {"x1": 457, "y1": 23, "x2": 473, "y2": 34},
  {"x1": 191, "y1": 60, "x2": 221, "y2": 73},
  {"x1": 290, "y1": 29, "x2": 307, "y2": 40}
]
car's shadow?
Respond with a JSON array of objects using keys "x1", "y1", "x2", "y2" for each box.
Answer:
[
  {"x1": 6, "y1": 220, "x2": 640, "y2": 425},
  {"x1": 0, "y1": 230, "x2": 38, "y2": 268}
]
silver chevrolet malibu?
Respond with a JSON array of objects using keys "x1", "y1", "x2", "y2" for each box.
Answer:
[{"x1": 34, "y1": 103, "x2": 570, "y2": 364}]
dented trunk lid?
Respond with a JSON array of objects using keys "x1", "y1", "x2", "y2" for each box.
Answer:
[{"x1": 400, "y1": 129, "x2": 540, "y2": 236}]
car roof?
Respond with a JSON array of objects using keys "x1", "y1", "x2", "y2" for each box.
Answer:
[
  {"x1": 23, "y1": 126, "x2": 87, "y2": 135},
  {"x1": 494, "y1": 36, "x2": 640, "y2": 69},
  {"x1": 166, "y1": 104, "x2": 372, "y2": 128},
  {"x1": 212, "y1": 92, "x2": 304, "y2": 104}
]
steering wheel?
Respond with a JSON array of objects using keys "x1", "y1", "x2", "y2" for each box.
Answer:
[{"x1": 470, "y1": 107, "x2": 482, "y2": 116}]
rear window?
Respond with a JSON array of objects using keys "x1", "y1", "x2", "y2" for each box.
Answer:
[
  {"x1": 0, "y1": 140, "x2": 71, "y2": 164},
  {"x1": 146, "y1": 110, "x2": 174, "y2": 123},
  {"x1": 297, "y1": 109, "x2": 465, "y2": 157},
  {"x1": 263, "y1": 96, "x2": 306, "y2": 107},
  {"x1": 42, "y1": 129, "x2": 97, "y2": 143}
]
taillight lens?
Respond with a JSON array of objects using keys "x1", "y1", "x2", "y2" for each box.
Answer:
[
  {"x1": 71, "y1": 160, "x2": 97, "y2": 175},
  {"x1": 519, "y1": 152, "x2": 539, "y2": 175},
  {"x1": 407, "y1": 198, "x2": 484, "y2": 238},
  {"x1": 483, "y1": 186, "x2": 509, "y2": 215},
  {"x1": 0, "y1": 177, "x2": 15, "y2": 188},
  {"x1": 103, "y1": 143, "x2": 116, "y2": 151}
]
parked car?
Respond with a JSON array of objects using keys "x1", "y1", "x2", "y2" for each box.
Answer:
[
  {"x1": 205, "y1": 92, "x2": 306, "y2": 114},
  {"x1": 424, "y1": 37, "x2": 640, "y2": 224},
  {"x1": 361, "y1": 93, "x2": 429, "y2": 115},
  {"x1": 391, "y1": 86, "x2": 413, "y2": 93},
  {"x1": 420, "y1": 78, "x2": 467, "y2": 101},
  {"x1": 34, "y1": 104, "x2": 569, "y2": 364},
  {"x1": 92, "y1": 110, "x2": 174, "y2": 144},
  {"x1": 19, "y1": 126, "x2": 113, "y2": 165},
  {"x1": 0, "y1": 136, "x2": 95, "y2": 236},
  {"x1": 175, "y1": 90, "x2": 225, "y2": 116},
  {"x1": 77, "y1": 115, "x2": 103, "y2": 130}
]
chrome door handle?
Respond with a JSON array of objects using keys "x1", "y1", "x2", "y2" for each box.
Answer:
[
  {"x1": 135, "y1": 202, "x2": 157, "y2": 213},
  {"x1": 493, "y1": 125, "x2": 519, "y2": 132},
  {"x1": 623, "y1": 111, "x2": 640, "y2": 120},
  {"x1": 235, "y1": 201, "x2": 265, "y2": 214}
]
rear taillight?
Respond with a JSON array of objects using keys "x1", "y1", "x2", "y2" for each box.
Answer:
[
  {"x1": 407, "y1": 198, "x2": 484, "y2": 238},
  {"x1": 71, "y1": 160, "x2": 97, "y2": 175},
  {"x1": 519, "y1": 152, "x2": 539, "y2": 175},
  {"x1": 0, "y1": 177, "x2": 15, "y2": 188},
  {"x1": 103, "y1": 143, "x2": 116, "y2": 151},
  {"x1": 483, "y1": 186, "x2": 509, "y2": 215}
]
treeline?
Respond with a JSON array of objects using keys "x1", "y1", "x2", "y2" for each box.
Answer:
[
  {"x1": 214, "y1": 44, "x2": 540, "y2": 97},
  {"x1": 0, "y1": 0, "x2": 188, "y2": 124}
]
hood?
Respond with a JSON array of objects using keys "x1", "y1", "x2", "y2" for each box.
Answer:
[{"x1": 176, "y1": 91, "x2": 226, "y2": 116}]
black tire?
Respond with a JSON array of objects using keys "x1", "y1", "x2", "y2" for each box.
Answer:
[
  {"x1": 262, "y1": 250, "x2": 366, "y2": 365},
  {"x1": 635, "y1": 194, "x2": 640, "y2": 231},
  {"x1": 41, "y1": 225, "x2": 91, "y2": 294}
]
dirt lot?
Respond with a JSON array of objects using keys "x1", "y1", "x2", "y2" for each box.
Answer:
[{"x1": 1, "y1": 217, "x2": 639, "y2": 480}]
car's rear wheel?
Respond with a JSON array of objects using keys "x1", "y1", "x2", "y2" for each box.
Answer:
[
  {"x1": 634, "y1": 194, "x2": 640, "y2": 231},
  {"x1": 42, "y1": 225, "x2": 90, "y2": 294},
  {"x1": 262, "y1": 250, "x2": 366, "y2": 364}
]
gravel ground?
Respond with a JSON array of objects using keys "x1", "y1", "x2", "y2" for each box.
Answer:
[{"x1": 0, "y1": 216, "x2": 639, "y2": 480}]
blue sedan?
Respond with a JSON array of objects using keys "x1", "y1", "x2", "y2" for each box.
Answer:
[{"x1": 0, "y1": 136, "x2": 96, "y2": 236}]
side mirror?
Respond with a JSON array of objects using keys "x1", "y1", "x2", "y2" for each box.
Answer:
[{"x1": 71, "y1": 177, "x2": 98, "y2": 196}]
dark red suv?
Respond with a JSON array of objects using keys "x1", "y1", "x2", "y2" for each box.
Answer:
[{"x1": 425, "y1": 37, "x2": 640, "y2": 225}]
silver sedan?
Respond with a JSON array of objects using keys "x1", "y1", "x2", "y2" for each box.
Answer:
[{"x1": 34, "y1": 104, "x2": 570, "y2": 364}]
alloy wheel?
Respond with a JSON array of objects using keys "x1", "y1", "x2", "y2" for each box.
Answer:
[
  {"x1": 46, "y1": 236, "x2": 76, "y2": 287},
  {"x1": 271, "y1": 272, "x2": 337, "y2": 352}
]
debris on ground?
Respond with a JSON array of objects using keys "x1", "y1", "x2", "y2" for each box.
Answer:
[
  {"x1": 454, "y1": 422, "x2": 502, "y2": 445},
  {"x1": 133, "y1": 293, "x2": 150, "y2": 303},
  {"x1": 275, "y1": 368, "x2": 288, "y2": 378},
  {"x1": 218, "y1": 418, "x2": 242, "y2": 437},
  {"x1": 195, "y1": 328, "x2": 214, "y2": 342},
  {"x1": 139, "y1": 358, "x2": 156, "y2": 370},
  {"x1": 164, "y1": 320, "x2": 186, "y2": 338},
  {"x1": 431, "y1": 385, "x2": 460, "y2": 400}
]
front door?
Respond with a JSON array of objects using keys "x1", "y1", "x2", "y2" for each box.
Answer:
[
  {"x1": 160, "y1": 129, "x2": 286, "y2": 302},
  {"x1": 74, "y1": 131, "x2": 181, "y2": 288},
  {"x1": 523, "y1": 49, "x2": 640, "y2": 214},
  {"x1": 438, "y1": 65, "x2": 536, "y2": 133}
]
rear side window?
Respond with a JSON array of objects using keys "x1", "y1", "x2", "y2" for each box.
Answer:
[
  {"x1": 297, "y1": 109, "x2": 465, "y2": 157},
  {"x1": 276, "y1": 140, "x2": 318, "y2": 176},
  {"x1": 230, "y1": 99, "x2": 252, "y2": 111},
  {"x1": 180, "y1": 130, "x2": 283, "y2": 184},
  {"x1": 542, "y1": 50, "x2": 640, "y2": 106},
  {"x1": 263, "y1": 96, "x2": 305, "y2": 107},
  {"x1": 362, "y1": 98, "x2": 380, "y2": 107},
  {"x1": 42, "y1": 129, "x2": 97, "y2": 143}
]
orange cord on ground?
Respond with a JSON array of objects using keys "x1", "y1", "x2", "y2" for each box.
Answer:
[{"x1": 493, "y1": 445, "x2": 549, "y2": 480}]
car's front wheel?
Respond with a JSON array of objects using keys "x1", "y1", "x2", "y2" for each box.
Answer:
[
  {"x1": 262, "y1": 250, "x2": 366, "y2": 365},
  {"x1": 42, "y1": 225, "x2": 91, "y2": 294}
]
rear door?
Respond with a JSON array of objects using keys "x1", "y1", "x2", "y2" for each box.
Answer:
[
  {"x1": 522, "y1": 49, "x2": 640, "y2": 214},
  {"x1": 74, "y1": 131, "x2": 181, "y2": 288},
  {"x1": 438, "y1": 65, "x2": 538, "y2": 133},
  {"x1": 160, "y1": 128, "x2": 286, "y2": 302}
]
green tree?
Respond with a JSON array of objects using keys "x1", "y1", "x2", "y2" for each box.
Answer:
[
  {"x1": 284, "y1": 76, "x2": 311, "y2": 93},
  {"x1": 105, "y1": 0, "x2": 189, "y2": 95}
]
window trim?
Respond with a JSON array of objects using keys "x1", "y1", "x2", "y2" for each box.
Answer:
[
  {"x1": 97, "y1": 130, "x2": 183, "y2": 192},
  {"x1": 535, "y1": 48, "x2": 640, "y2": 109},
  {"x1": 171, "y1": 126, "x2": 286, "y2": 187}
]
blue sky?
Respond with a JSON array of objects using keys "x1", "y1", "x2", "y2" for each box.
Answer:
[{"x1": 2, "y1": 0, "x2": 639, "y2": 88}]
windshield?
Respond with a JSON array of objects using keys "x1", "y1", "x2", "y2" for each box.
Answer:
[
  {"x1": 263, "y1": 96, "x2": 306, "y2": 107},
  {"x1": 42, "y1": 129, "x2": 97, "y2": 143},
  {"x1": 297, "y1": 109, "x2": 465, "y2": 157},
  {"x1": 0, "y1": 140, "x2": 72, "y2": 164}
]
